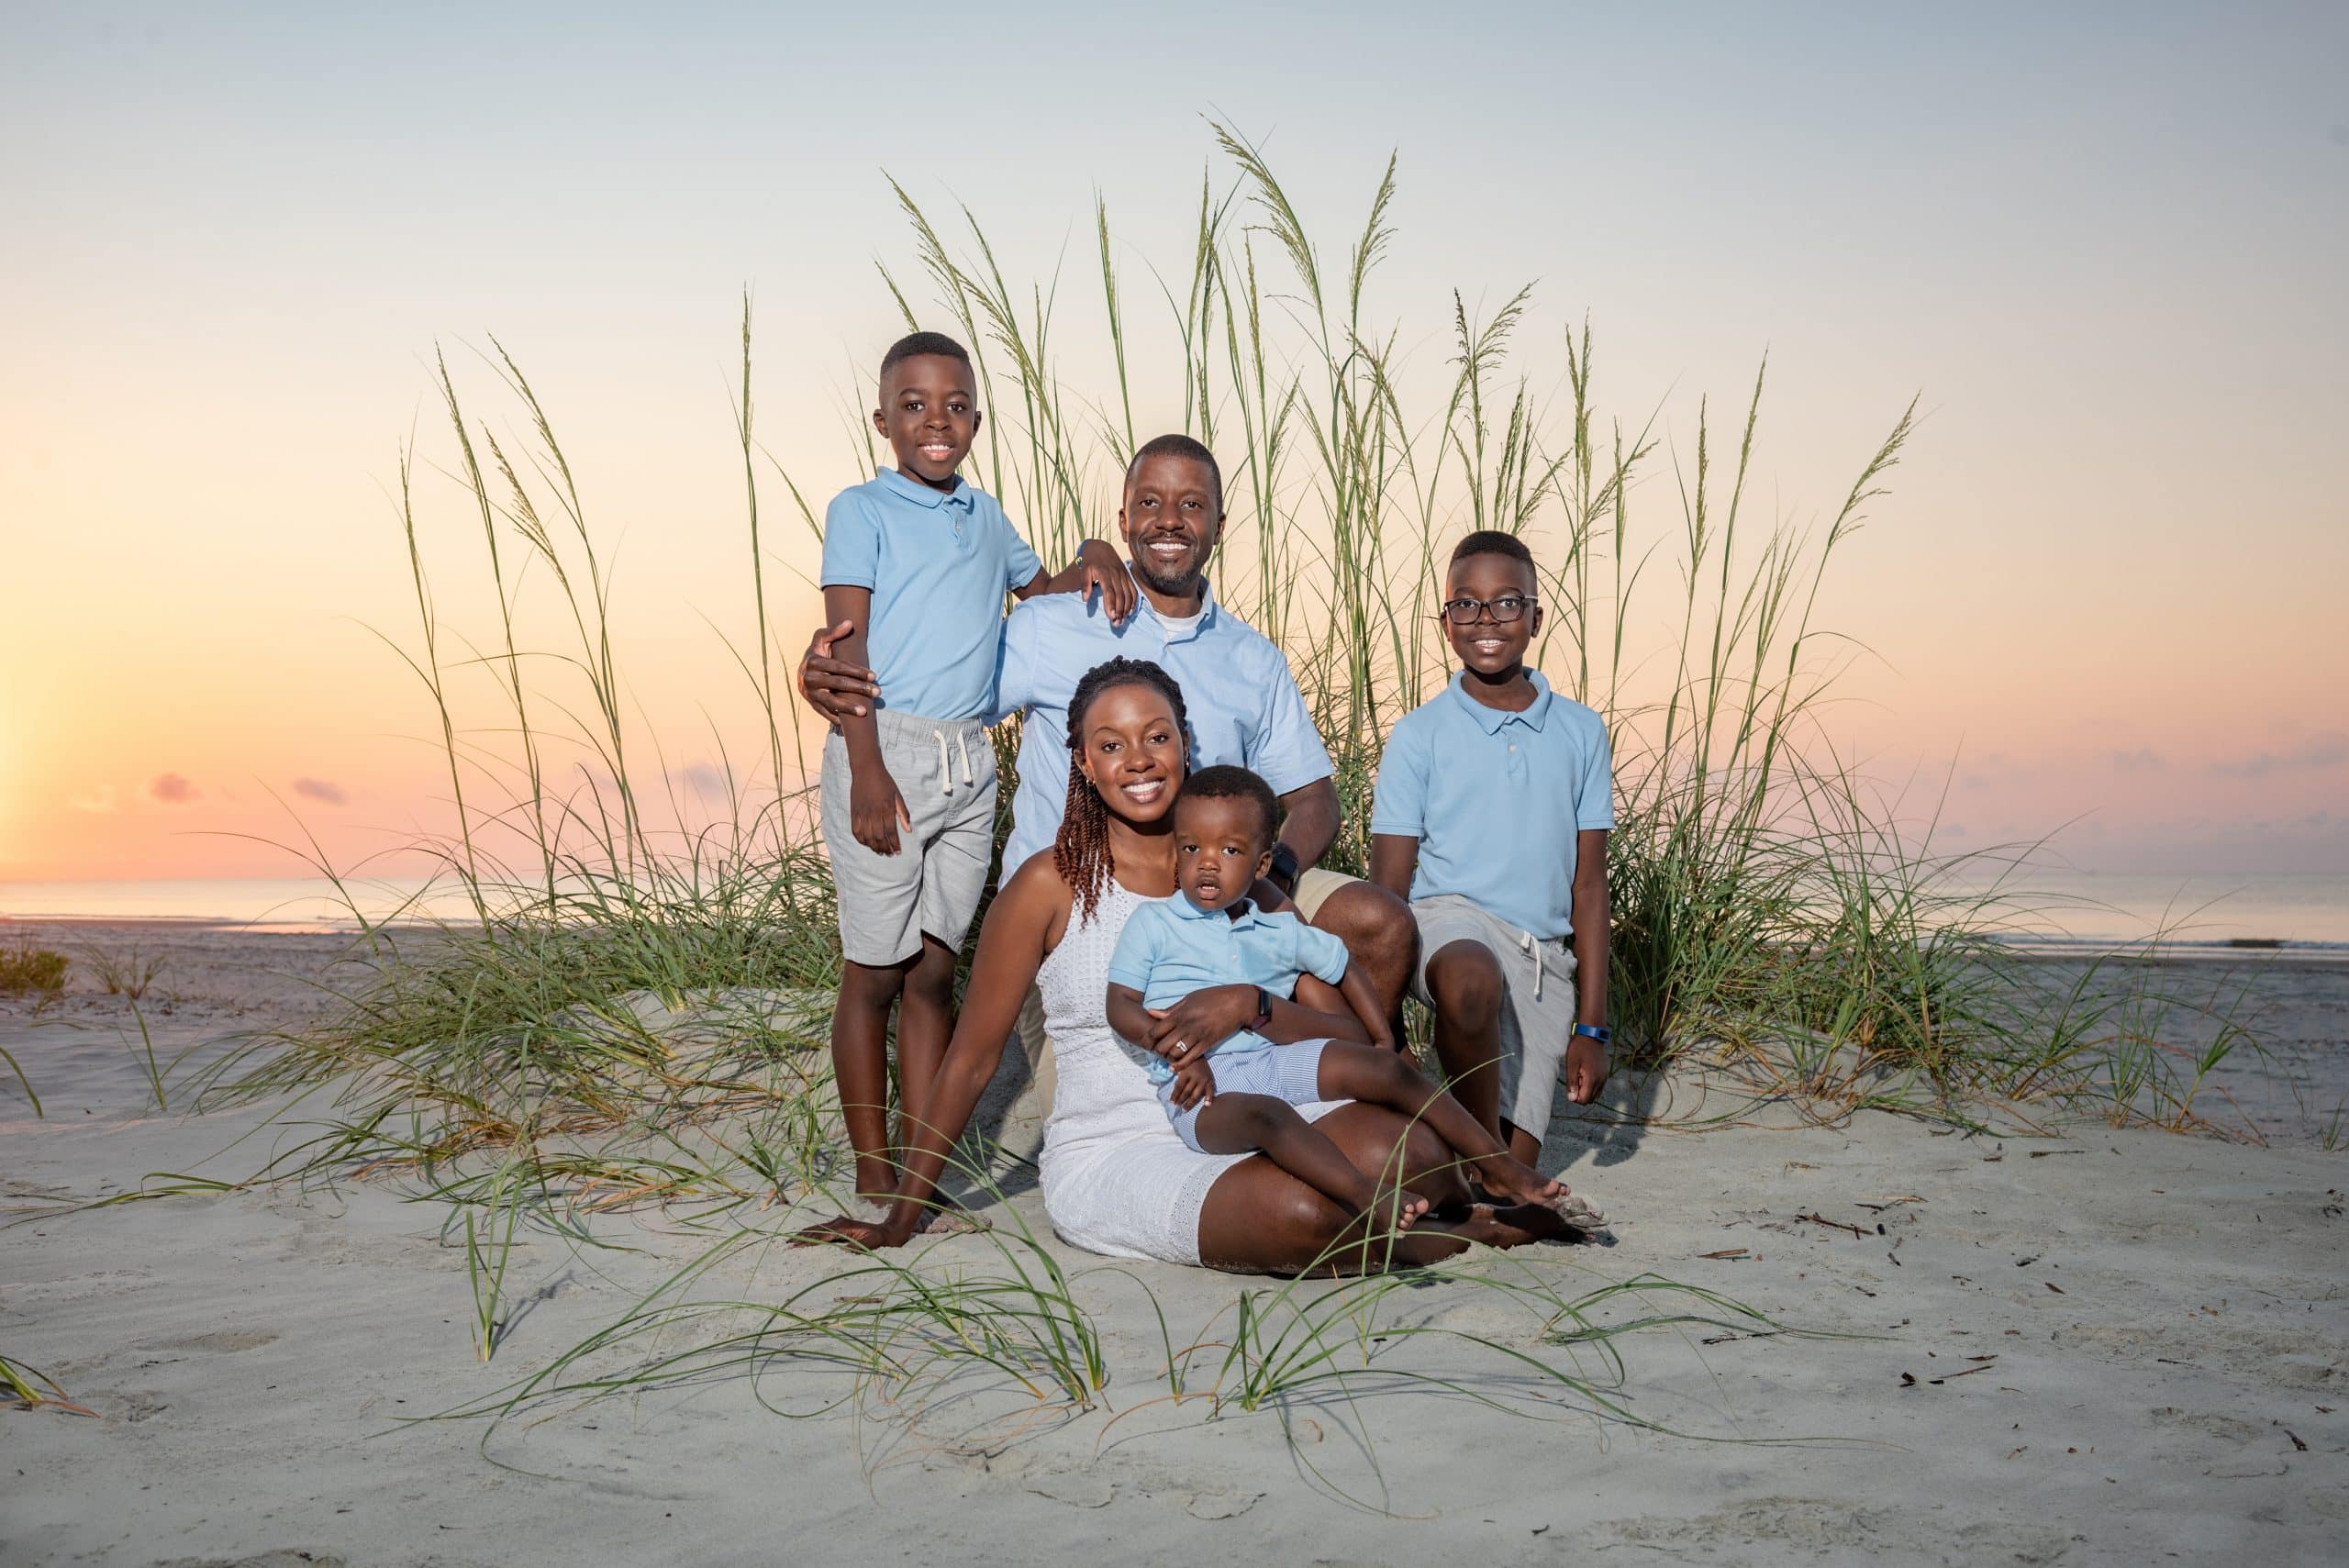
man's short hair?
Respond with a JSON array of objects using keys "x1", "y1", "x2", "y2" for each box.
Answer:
[
  {"x1": 880, "y1": 331, "x2": 974, "y2": 382},
  {"x1": 1451, "y1": 529, "x2": 1535, "y2": 570},
  {"x1": 1176, "y1": 764, "x2": 1278, "y2": 847},
  {"x1": 1125, "y1": 432, "x2": 1224, "y2": 518}
]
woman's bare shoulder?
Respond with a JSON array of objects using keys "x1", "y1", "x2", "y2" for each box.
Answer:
[
  {"x1": 993, "y1": 846, "x2": 1075, "y2": 946},
  {"x1": 999, "y1": 845, "x2": 1074, "y2": 905}
]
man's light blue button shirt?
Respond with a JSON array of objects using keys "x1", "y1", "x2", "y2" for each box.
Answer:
[
  {"x1": 819, "y1": 468, "x2": 1043, "y2": 723},
  {"x1": 994, "y1": 572, "x2": 1334, "y2": 875},
  {"x1": 1369, "y1": 672, "x2": 1613, "y2": 940},
  {"x1": 1106, "y1": 895, "x2": 1353, "y2": 1084}
]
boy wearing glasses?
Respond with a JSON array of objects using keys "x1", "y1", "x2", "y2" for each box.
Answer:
[{"x1": 1368, "y1": 530, "x2": 1614, "y2": 1166}]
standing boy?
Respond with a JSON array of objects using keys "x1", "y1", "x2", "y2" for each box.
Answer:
[
  {"x1": 819, "y1": 330, "x2": 1130, "y2": 1203},
  {"x1": 1368, "y1": 530, "x2": 1614, "y2": 1166}
]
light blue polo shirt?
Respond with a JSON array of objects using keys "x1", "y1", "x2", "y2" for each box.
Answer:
[
  {"x1": 1106, "y1": 895, "x2": 1353, "y2": 1084},
  {"x1": 819, "y1": 468, "x2": 1044, "y2": 723},
  {"x1": 1369, "y1": 672, "x2": 1613, "y2": 940},
  {"x1": 993, "y1": 573, "x2": 1334, "y2": 875}
]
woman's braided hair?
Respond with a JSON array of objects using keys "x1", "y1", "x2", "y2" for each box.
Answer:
[{"x1": 1053, "y1": 657, "x2": 1189, "y2": 922}]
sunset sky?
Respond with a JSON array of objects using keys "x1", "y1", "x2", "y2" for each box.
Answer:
[{"x1": 4, "y1": 3, "x2": 2343, "y2": 890}]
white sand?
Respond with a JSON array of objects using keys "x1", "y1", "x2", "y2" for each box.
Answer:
[{"x1": 3, "y1": 922, "x2": 2343, "y2": 1564}]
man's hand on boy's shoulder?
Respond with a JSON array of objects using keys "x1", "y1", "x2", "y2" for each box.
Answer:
[
  {"x1": 798, "y1": 620, "x2": 880, "y2": 722},
  {"x1": 1075, "y1": 539, "x2": 1136, "y2": 622}
]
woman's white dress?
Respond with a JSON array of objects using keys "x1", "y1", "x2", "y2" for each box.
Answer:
[{"x1": 1034, "y1": 877, "x2": 1344, "y2": 1265}]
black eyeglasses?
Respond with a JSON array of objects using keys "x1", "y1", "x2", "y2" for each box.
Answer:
[{"x1": 1438, "y1": 594, "x2": 1536, "y2": 626}]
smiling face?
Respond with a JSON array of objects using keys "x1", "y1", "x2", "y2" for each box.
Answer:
[
  {"x1": 1118, "y1": 453, "x2": 1222, "y2": 599},
  {"x1": 874, "y1": 352, "x2": 980, "y2": 490},
  {"x1": 1443, "y1": 549, "x2": 1542, "y2": 679},
  {"x1": 1172, "y1": 794, "x2": 1272, "y2": 914},
  {"x1": 1075, "y1": 680, "x2": 1187, "y2": 828}
]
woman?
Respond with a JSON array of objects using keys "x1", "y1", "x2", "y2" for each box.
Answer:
[{"x1": 798, "y1": 657, "x2": 1572, "y2": 1272}]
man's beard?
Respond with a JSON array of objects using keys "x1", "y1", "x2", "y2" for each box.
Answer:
[{"x1": 1129, "y1": 546, "x2": 1204, "y2": 600}]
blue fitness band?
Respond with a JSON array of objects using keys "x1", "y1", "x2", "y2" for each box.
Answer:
[{"x1": 1573, "y1": 1024, "x2": 1612, "y2": 1044}]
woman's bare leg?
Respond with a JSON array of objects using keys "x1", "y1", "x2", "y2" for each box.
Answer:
[
  {"x1": 1191, "y1": 1094, "x2": 1428, "y2": 1232},
  {"x1": 1197, "y1": 1104, "x2": 1517, "y2": 1274}
]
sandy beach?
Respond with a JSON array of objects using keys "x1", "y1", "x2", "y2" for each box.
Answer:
[{"x1": 0, "y1": 919, "x2": 2340, "y2": 1564}]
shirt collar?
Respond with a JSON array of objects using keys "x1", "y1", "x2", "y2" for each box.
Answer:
[
  {"x1": 1448, "y1": 669, "x2": 1552, "y2": 734},
  {"x1": 1135, "y1": 568, "x2": 1220, "y2": 644},
  {"x1": 876, "y1": 465, "x2": 974, "y2": 511},
  {"x1": 1174, "y1": 891, "x2": 1259, "y2": 926}
]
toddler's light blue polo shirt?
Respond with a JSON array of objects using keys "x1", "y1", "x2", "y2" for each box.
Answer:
[
  {"x1": 820, "y1": 468, "x2": 1043, "y2": 723},
  {"x1": 1106, "y1": 895, "x2": 1353, "y2": 1084},
  {"x1": 1369, "y1": 672, "x2": 1613, "y2": 940},
  {"x1": 993, "y1": 573, "x2": 1334, "y2": 876}
]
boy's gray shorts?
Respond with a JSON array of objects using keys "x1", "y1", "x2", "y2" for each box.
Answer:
[
  {"x1": 1408, "y1": 894, "x2": 1576, "y2": 1141},
  {"x1": 820, "y1": 711, "x2": 995, "y2": 967}
]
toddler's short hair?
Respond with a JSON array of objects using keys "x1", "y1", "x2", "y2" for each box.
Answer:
[
  {"x1": 1451, "y1": 529, "x2": 1535, "y2": 570},
  {"x1": 1176, "y1": 764, "x2": 1278, "y2": 848},
  {"x1": 1125, "y1": 432, "x2": 1224, "y2": 518},
  {"x1": 880, "y1": 330, "x2": 974, "y2": 380}
]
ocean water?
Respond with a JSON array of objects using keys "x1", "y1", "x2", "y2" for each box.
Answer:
[
  {"x1": 6, "y1": 870, "x2": 2349, "y2": 951},
  {"x1": 1959, "y1": 871, "x2": 2349, "y2": 953},
  {"x1": 0, "y1": 878, "x2": 461, "y2": 930}
]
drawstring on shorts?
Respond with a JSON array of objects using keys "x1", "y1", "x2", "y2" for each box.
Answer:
[{"x1": 934, "y1": 727, "x2": 978, "y2": 796}]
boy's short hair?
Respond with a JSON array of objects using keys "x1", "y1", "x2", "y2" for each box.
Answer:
[
  {"x1": 1450, "y1": 529, "x2": 1535, "y2": 572},
  {"x1": 1176, "y1": 764, "x2": 1278, "y2": 848},
  {"x1": 880, "y1": 331, "x2": 974, "y2": 382},
  {"x1": 1125, "y1": 432, "x2": 1224, "y2": 518}
]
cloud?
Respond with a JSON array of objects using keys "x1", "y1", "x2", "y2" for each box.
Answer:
[
  {"x1": 2109, "y1": 749, "x2": 2165, "y2": 773},
  {"x1": 291, "y1": 776, "x2": 350, "y2": 806},
  {"x1": 2210, "y1": 732, "x2": 2349, "y2": 779},
  {"x1": 675, "y1": 762, "x2": 731, "y2": 799},
  {"x1": 150, "y1": 772, "x2": 200, "y2": 804},
  {"x1": 70, "y1": 784, "x2": 119, "y2": 814}
]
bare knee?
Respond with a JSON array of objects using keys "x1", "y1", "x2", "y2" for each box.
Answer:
[
  {"x1": 903, "y1": 941, "x2": 956, "y2": 1010},
  {"x1": 839, "y1": 959, "x2": 908, "y2": 1009},
  {"x1": 1220, "y1": 1095, "x2": 1297, "y2": 1145},
  {"x1": 1359, "y1": 1045, "x2": 1426, "y2": 1099},
  {"x1": 1311, "y1": 882, "x2": 1416, "y2": 1006},
  {"x1": 1427, "y1": 942, "x2": 1504, "y2": 1029},
  {"x1": 1285, "y1": 1181, "x2": 1350, "y2": 1232}
]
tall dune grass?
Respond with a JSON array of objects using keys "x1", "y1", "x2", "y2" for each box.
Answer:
[{"x1": 189, "y1": 126, "x2": 2251, "y2": 1260}]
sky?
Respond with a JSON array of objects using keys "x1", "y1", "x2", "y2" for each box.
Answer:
[{"x1": 3, "y1": 2, "x2": 2344, "y2": 888}]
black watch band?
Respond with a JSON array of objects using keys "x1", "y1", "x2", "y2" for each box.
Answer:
[
  {"x1": 1253, "y1": 985, "x2": 1274, "y2": 1028},
  {"x1": 1268, "y1": 844, "x2": 1300, "y2": 889}
]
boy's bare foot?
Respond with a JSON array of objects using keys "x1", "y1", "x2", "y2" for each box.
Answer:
[
  {"x1": 1364, "y1": 1182, "x2": 1430, "y2": 1235},
  {"x1": 1471, "y1": 1152, "x2": 1565, "y2": 1209}
]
